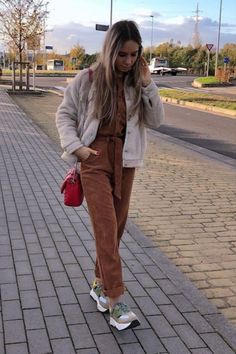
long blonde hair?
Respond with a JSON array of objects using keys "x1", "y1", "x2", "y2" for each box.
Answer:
[{"x1": 91, "y1": 20, "x2": 143, "y2": 123}]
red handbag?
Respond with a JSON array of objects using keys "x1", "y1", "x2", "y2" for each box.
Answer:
[{"x1": 61, "y1": 164, "x2": 84, "y2": 207}]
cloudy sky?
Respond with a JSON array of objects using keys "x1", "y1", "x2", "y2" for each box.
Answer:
[{"x1": 45, "y1": 0, "x2": 236, "y2": 54}]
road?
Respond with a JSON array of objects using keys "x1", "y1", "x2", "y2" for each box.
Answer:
[
  {"x1": 13, "y1": 75, "x2": 236, "y2": 161},
  {"x1": 158, "y1": 103, "x2": 236, "y2": 160}
]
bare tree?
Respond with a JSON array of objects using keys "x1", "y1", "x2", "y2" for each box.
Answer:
[{"x1": 0, "y1": 0, "x2": 48, "y2": 89}]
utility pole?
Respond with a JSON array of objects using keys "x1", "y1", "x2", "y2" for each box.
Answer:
[
  {"x1": 149, "y1": 15, "x2": 154, "y2": 64},
  {"x1": 215, "y1": 0, "x2": 223, "y2": 76},
  {"x1": 192, "y1": 2, "x2": 202, "y2": 48},
  {"x1": 110, "y1": 0, "x2": 113, "y2": 27}
]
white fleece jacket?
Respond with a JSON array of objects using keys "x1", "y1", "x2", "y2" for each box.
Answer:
[{"x1": 56, "y1": 69, "x2": 164, "y2": 167}]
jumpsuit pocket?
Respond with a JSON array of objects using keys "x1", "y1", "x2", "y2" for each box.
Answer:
[{"x1": 83, "y1": 153, "x2": 98, "y2": 163}]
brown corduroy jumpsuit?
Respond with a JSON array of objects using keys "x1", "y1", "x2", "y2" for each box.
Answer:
[{"x1": 80, "y1": 77, "x2": 135, "y2": 298}]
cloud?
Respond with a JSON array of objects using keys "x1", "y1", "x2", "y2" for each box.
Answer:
[{"x1": 45, "y1": 16, "x2": 236, "y2": 55}]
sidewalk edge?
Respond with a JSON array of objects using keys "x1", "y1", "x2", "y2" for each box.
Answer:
[{"x1": 126, "y1": 218, "x2": 236, "y2": 352}]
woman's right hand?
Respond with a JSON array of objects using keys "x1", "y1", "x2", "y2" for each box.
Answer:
[{"x1": 74, "y1": 146, "x2": 100, "y2": 162}]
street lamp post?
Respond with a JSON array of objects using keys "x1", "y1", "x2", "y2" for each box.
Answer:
[
  {"x1": 149, "y1": 15, "x2": 154, "y2": 64},
  {"x1": 215, "y1": 0, "x2": 223, "y2": 76},
  {"x1": 110, "y1": 0, "x2": 113, "y2": 27}
]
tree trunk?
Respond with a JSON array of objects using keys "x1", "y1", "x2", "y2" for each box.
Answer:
[{"x1": 19, "y1": 49, "x2": 23, "y2": 90}]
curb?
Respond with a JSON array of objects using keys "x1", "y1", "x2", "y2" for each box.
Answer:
[
  {"x1": 125, "y1": 218, "x2": 236, "y2": 352},
  {"x1": 160, "y1": 96, "x2": 236, "y2": 118}
]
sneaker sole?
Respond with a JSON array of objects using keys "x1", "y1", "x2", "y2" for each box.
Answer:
[
  {"x1": 90, "y1": 289, "x2": 109, "y2": 313},
  {"x1": 110, "y1": 317, "x2": 140, "y2": 331}
]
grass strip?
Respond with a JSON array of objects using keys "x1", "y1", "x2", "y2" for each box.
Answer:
[{"x1": 159, "y1": 88, "x2": 236, "y2": 111}]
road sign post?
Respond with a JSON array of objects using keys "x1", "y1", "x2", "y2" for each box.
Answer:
[
  {"x1": 206, "y1": 44, "x2": 214, "y2": 77},
  {"x1": 223, "y1": 57, "x2": 230, "y2": 71}
]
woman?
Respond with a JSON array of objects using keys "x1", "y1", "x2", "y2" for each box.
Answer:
[{"x1": 56, "y1": 20, "x2": 164, "y2": 331}]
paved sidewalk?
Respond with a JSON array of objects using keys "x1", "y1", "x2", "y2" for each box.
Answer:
[{"x1": 0, "y1": 88, "x2": 236, "y2": 354}]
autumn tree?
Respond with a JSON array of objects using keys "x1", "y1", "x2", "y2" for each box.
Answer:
[
  {"x1": 69, "y1": 43, "x2": 85, "y2": 69},
  {"x1": 221, "y1": 43, "x2": 236, "y2": 67},
  {"x1": 0, "y1": 0, "x2": 48, "y2": 89}
]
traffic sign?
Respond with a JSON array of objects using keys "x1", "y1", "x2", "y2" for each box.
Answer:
[
  {"x1": 206, "y1": 43, "x2": 214, "y2": 51},
  {"x1": 95, "y1": 24, "x2": 109, "y2": 31},
  {"x1": 224, "y1": 57, "x2": 230, "y2": 64},
  {"x1": 45, "y1": 45, "x2": 53, "y2": 50}
]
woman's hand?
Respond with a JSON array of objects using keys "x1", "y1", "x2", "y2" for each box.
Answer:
[
  {"x1": 74, "y1": 146, "x2": 99, "y2": 161},
  {"x1": 140, "y1": 56, "x2": 152, "y2": 87}
]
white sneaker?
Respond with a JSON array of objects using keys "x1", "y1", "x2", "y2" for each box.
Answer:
[
  {"x1": 90, "y1": 279, "x2": 109, "y2": 313},
  {"x1": 109, "y1": 302, "x2": 140, "y2": 331}
]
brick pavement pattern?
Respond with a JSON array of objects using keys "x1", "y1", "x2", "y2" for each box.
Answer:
[
  {"x1": 0, "y1": 88, "x2": 236, "y2": 354},
  {"x1": 129, "y1": 130, "x2": 236, "y2": 326}
]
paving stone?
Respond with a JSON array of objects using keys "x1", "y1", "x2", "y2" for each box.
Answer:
[
  {"x1": 120, "y1": 247, "x2": 136, "y2": 260},
  {"x1": 191, "y1": 349, "x2": 213, "y2": 354},
  {"x1": 174, "y1": 324, "x2": 206, "y2": 348},
  {"x1": 56, "y1": 287, "x2": 77, "y2": 305},
  {"x1": 70, "y1": 277, "x2": 91, "y2": 294},
  {"x1": 46, "y1": 258, "x2": 64, "y2": 272},
  {"x1": 125, "y1": 281, "x2": 148, "y2": 297},
  {"x1": 24, "y1": 308, "x2": 45, "y2": 330},
  {"x1": 147, "y1": 315, "x2": 177, "y2": 337},
  {"x1": 65, "y1": 264, "x2": 83, "y2": 278},
  {"x1": 125, "y1": 259, "x2": 146, "y2": 274},
  {"x1": 51, "y1": 338, "x2": 76, "y2": 354},
  {"x1": 76, "y1": 349, "x2": 99, "y2": 354},
  {"x1": 29, "y1": 254, "x2": 47, "y2": 267},
  {"x1": 41, "y1": 296, "x2": 62, "y2": 317},
  {"x1": 85, "y1": 312, "x2": 110, "y2": 334},
  {"x1": 4, "y1": 319, "x2": 26, "y2": 344},
  {"x1": 42, "y1": 247, "x2": 59, "y2": 259},
  {"x1": 161, "y1": 336, "x2": 191, "y2": 354},
  {"x1": 200, "y1": 333, "x2": 235, "y2": 354},
  {"x1": 135, "y1": 253, "x2": 155, "y2": 265},
  {"x1": 134, "y1": 328, "x2": 166, "y2": 353},
  {"x1": 122, "y1": 267, "x2": 136, "y2": 281},
  {"x1": 2, "y1": 300, "x2": 22, "y2": 321},
  {"x1": 1, "y1": 283, "x2": 19, "y2": 300},
  {"x1": 26, "y1": 243, "x2": 42, "y2": 254},
  {"x1": 77, "y1": 256, "x2": 95, "y2": 271},
  {"x1": 135, "y1": 297, "x2": 161, "y2": 316},
  {"x1": 184, "y1": 312, "x2": 213, "y2": 333},
  {"x1": 159, "y1": 304, "x2": 187, "y2": 325},
  {"x1": 120, "y1": 342, "x2": 146, "y2": 354},
  {"x1": 126, "y1": 242, "x2": 144, "y2": 254},
  {"x1": 20, "y1": 290, "x2": 40, "y2": 309},
  {"x1": 12, "y1": 250, "x2": 29, "y2": 262},
  {"x1": 60, "y1": 252, "x2": 77, "y2": 264},
  {"x1": 33, "y1": 266, "x2": 51, "y2": 281},
  {"x1": 5, "y1": 342, "x2": 29, "y2": 354},
  {"x1": 77, "y1": 294, "x2": 97, "y2": 313},
  {"x1": 146, "y1": 288, "x2": 171, "y2": 305},
  {"x1": 51, "y1": 271, "x2": 71, "y2": 287},
  {"x1": 111, "y1": 326, "x2": 137, "y2": 344},
  {"x1": 169, "y1": 294, "x2": 196, "y2": 312},
  {"x1": 69, "y1": 324, "x2": 95, "y2": 349},
  {"x1": 157, "y1": 279, "x2": 181, "y2": 295},
  {"x1": 94, "y1": 333, "x2": 122, "y2": 354},
  {"x1": 45, "y1": 315, "x2": 69, "y2": 339},
  {"x1": 17, "y1": 275, "x2": 36, "y2": 291},
  {"x1": 27, "y1": 329, "x2": 51, "y2": 354},
  {"x1": 62, "y1": 304, "x2": 85, "y2": 325},
  {"x1": 0, "y1": 269, "x2": 16, "y2": 284},
  {"x1": 134, "y1": 272, "x2": 157, "y2": 288},
  {"x1": 36, "y1": 280, "x2": 56, "y2": 297}
]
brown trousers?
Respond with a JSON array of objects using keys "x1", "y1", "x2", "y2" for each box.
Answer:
[{"x1": 80, "y1": 137, "x2": 135, "y2": 298}]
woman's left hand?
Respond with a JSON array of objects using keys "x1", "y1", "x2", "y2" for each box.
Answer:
[{"x1": 140, "y1": 56, "x2": 152, "y2": 87}]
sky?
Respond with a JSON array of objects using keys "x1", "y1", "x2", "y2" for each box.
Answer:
[{"x1": 2, "y1": 0, "x2": 235, "y2": 54}]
